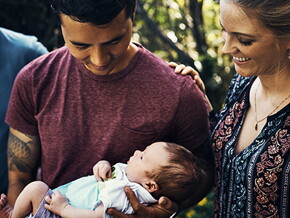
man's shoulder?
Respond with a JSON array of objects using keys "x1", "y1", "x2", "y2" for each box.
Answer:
[
  {"x1": 15, "y1": 46, "x2": 71, "y2": 81},
  {"x1": 22, "y1": 46, "x2": 69, "y2": 69},
  {"x1": 136, "y1": 44, "x2": 193, "y2": 86},
  {"x1": 41, "y1": 46, "x2": 69, "y2": 59},
  {"x1": 137, "y1": 44, "x2": 170, "y2": 69}
]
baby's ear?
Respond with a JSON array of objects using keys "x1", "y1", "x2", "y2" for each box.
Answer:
[{"x1": 144, "y1": 180, "x2": 159, "y2": 193}]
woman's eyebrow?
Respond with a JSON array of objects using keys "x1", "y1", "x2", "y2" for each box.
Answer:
[{"x1": 219, "y1": 20, "x2": 255, "y2": 38}]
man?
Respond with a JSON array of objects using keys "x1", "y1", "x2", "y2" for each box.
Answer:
[
  {"x1": 0, "y1": 27, "x2": 47, "y2": 195},
  {"x1": 5, "y1": 0, "x2": 213, "y2": 216}
]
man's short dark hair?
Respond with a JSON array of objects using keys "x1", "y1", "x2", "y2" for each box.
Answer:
[{"x1": 49, "y1": 0, "x2": 136, "y2": 25}]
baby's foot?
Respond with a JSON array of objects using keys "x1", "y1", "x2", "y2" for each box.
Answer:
[{"x1": 0, "y1": 194, "x2": 13, "y2": 218}]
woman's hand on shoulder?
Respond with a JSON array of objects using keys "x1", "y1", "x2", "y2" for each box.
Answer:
[
  {"x1": 107, "y1": 187, "x2": 178, "y2": 218},
  {"x1": 169, "y1": 62, "x2": 206, "y2": 94}
]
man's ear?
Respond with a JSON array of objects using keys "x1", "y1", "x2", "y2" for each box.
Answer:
[
  {"x1": 287, "y1": 38, "x2": 290, "y2": 48},
  {"x1": 143, "y1": 180, "x2": 159, "y2": 193},
  {"x1": 132, "y1": 0, "x2": 137, "y2": 21},
  {"x1": 286, "y1": 37, "x2": 290, "y2": 50}
]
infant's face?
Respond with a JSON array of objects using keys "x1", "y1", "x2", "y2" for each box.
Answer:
[{"x1": 125, "y1": 142, "x2": 169, "y2": 185}]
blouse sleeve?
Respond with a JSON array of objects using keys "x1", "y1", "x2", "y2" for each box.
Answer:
[{"x1": 209, "y1": 73, "x2": 253, "y2": 131}]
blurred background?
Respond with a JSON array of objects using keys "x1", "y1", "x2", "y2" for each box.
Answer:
[{"x1": 0, "y1": 0, "x2": 236, "y2": 217}]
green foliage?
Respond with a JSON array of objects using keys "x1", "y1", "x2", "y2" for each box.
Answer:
[
  {"x1": 177, "y1": 190, "x2": 214, "y2": 218},
  {"x1": 0, "y1": 0, "x2": 63, "y2": 51}
]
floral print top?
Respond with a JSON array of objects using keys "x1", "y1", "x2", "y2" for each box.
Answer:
[{"x1": 213, "y1": 74, "x2": 290, "y2": 218}]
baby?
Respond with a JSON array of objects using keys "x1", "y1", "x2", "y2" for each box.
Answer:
[{"x1": 0, "y1": 142, "x2": 207, "y2": 218}]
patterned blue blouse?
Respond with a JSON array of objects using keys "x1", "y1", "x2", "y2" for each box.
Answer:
[{"x1": 212, "y1": 74, "x2": 290, "y2": 217}]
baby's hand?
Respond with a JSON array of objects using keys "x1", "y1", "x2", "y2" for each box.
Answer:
[
  {"x1": 44, "y1": 191, "x2": 69, "y2": 216},
  {"x1": 93, "y1": 160, "x2": 112, "y2": 181}
]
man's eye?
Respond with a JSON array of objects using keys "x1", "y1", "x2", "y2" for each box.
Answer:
[
  {"x1": 76, "y1": 46, "x2": 89, "y2": 50},
  {"x1": 109, "y1": 40, "x2": 120, "y2": 45},
  {"x1": 110, "y1": 41, "x2": 119, "y2": 45}
]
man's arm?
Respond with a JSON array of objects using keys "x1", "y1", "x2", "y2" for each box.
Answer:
[{"x1": 7, "y1": 127, "x2": 40, "y2": 206}]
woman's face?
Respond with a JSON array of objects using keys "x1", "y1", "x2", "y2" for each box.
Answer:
[{"x1": 220, "y1": 0, "x2": 290, "y2": 78}]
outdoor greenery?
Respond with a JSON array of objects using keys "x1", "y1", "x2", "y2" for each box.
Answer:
[
  {"x1": 0, "y1": 0, "x2": 236, "y2": 217},
  {"x1": 177, "y1": 190, "x2": 214, "y2": 218}
]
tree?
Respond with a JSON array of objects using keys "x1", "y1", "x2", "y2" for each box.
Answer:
[{"x1": 0, "y1": 0, "x2": 62, "y2": 51}]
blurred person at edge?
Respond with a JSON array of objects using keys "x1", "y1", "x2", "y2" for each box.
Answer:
[{"x1": 0, "y1": 27, "x2": 48, "y2": 195}]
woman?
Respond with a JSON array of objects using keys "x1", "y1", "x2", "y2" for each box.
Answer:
[{"x1": 173, "y1": 0, "x2": 290, "y2": 216}]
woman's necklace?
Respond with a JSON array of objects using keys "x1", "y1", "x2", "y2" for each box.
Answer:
[{"x1": 254, "y1": 81, "x2": 290, "y2": 131}]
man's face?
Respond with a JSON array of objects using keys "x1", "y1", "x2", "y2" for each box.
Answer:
[{"x1": 60, "y1": 10, "x2": 136, "y2": 76}]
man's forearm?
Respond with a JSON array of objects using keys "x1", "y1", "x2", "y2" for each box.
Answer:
[
  {"x1": 7, "y1": 128, "x2": 41, "y2": 206},
  {"x1": 7, "y1": 179, "x2": 28, "y2": 206},
  {"x1": 7, "y1": 170, "x2": 36, "y2": 206}
]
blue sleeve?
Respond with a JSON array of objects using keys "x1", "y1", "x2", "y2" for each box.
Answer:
[
  {"x1": 0, "y1": 27, "x2": 48, "y2": 194},
  {"x1": 219, "y1": 74, "x2": 253, "y2": 119},
  {"x1": 20, "y1": 35, "x2": 48, "y2": 61}
]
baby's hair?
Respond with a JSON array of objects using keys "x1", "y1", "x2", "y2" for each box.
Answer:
[{"x1": 146, "y1": 142, "x2": 207, "y2": 202}]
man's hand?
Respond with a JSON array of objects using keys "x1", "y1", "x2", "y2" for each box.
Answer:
[
  {"x1": 107, "y1": 187, "x2": 178, "y2": 218},
  {"x1": 93, "y1": 160, "x2": 112, "y2": 181}
]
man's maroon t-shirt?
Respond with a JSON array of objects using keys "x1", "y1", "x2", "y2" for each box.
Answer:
[{"x1": 6, "y1": 44, "x2": 210, "y2": 188}]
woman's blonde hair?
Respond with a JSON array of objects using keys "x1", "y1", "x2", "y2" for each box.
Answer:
[{"x1": 232, "y1": 0, "x2": 290, "y2": 37}]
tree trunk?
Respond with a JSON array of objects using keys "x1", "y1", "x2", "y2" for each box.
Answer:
[
  {"x1": 137, "y1": 1, "x2": 198, "y2": 70},
  {"x1": 188, "y1": 0, "x2": 208, "y2": 55}
]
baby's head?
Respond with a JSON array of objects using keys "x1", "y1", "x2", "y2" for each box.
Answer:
[{"x1": 126, "y1": 142, "x2": 206, "y2": 202}]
